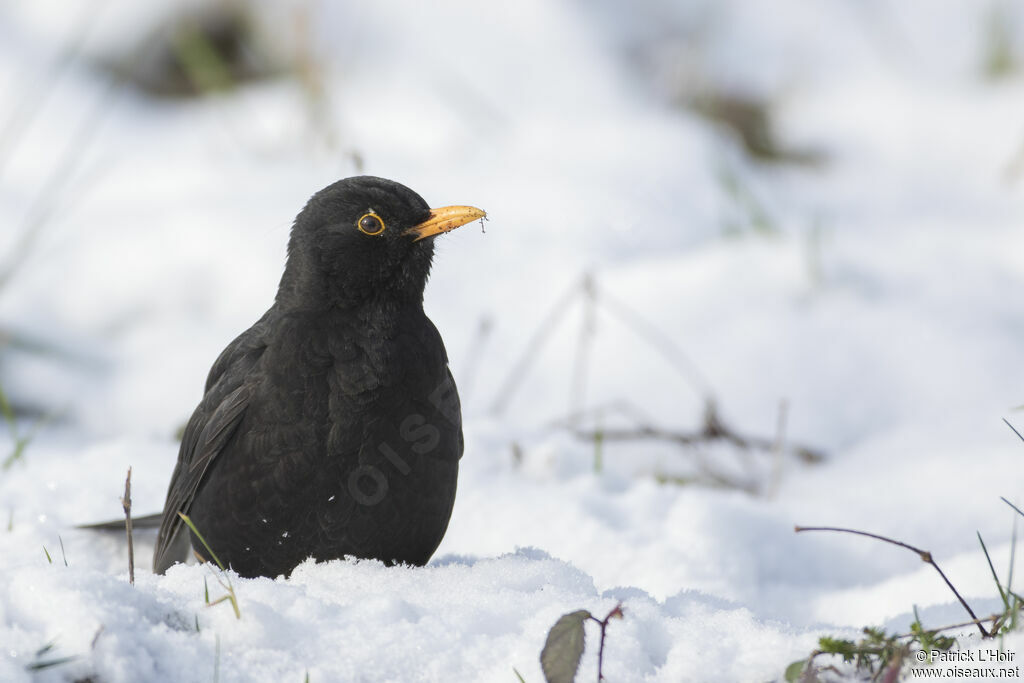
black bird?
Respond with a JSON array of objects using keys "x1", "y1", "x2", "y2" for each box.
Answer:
[{"x1": 153, "y1": 176, "x2": 485, "y2": 578}]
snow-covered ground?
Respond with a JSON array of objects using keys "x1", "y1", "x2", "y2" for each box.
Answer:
[{"x1": 2, "y1": 1, "x2": 1024, "y2": 681}]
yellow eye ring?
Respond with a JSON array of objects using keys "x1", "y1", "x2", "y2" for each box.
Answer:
[{"x1": 357, "y1": 212, "x2": 386, "y2": 236}]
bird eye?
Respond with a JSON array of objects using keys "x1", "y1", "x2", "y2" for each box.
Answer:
[{"x1": 357, "y1": 212, "x2": 385, "y2": 236}]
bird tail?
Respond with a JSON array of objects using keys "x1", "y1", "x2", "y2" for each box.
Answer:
[{"x1": 77, "y1": 512, "x2": 164, "y2": 530}]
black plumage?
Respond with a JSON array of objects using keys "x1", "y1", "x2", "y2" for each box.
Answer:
[{"x1": 154, "y1": 176, "x2": 485, "y2": 578}]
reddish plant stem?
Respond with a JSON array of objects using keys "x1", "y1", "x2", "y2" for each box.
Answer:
[{"x1": 588, "y1": 603, "x2": 624, "y2": 682}]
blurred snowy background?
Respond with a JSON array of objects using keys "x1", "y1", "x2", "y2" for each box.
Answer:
[{"x1": 2, "y1": 0, "x2": 1024, "y2": 680}]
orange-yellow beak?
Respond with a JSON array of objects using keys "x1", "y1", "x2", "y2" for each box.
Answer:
[{"x1": 405, "y1": 205, "x2": 487, "y2": 242}]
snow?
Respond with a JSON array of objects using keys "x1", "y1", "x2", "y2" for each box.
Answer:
[{"x1": 2, "y1": 0, "x2": 1024, "y2": 681}]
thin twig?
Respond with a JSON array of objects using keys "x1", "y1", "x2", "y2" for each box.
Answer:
[
  {"x1": 567, "y1": 401, "x2": 822, "y2": 493},
  {"x1": 490, "y1": 271, "x2": 717, "y2": 420},
  {"x1": 587, "y1": 603, "x2": 623, "y2": 682},
  {"x1": 544, "y1": 400, "x2": 656, "y2": 434},
  {"x1": 1003, "y1": 497, "x2": 1024, "y2": 520},
  {"x1": 1004, "y1": 418, "x2": 1024, "y2": 444},
  {"x1": 571, "y1": 402, "x2": 824, "y2": 464},
  {"x1": 457, "y1": 316, "x2": 493, "y2": 403},
  {"x1": 489, "y1": 279, "x2": 581, "y2": 415},
  {"x1": 569, "y1": 273, "x2": 597, "y2": 422},
  {"x1": 121, "y1": 467, "x2": 134, "y2": 585},
  {"x1": 595, "y1": 282, "x2": 712, "y2": 401},
  {"x1": 893, "y1": 612, "x2": 1005, "y2": 641},
  {"x1": 0, "y1": 72, "x2": 123, "y2": 292},
  {"x1": 0, "y1": 0, "x2": 110, "y2": 180},
  {"x1": 795, "y1": 526, "x2": 988, "y2": 637}
]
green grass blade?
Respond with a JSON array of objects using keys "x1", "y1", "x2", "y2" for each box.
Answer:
[
  {"x1": 1009, "y1": 516, "x2": 1017, "y2": 595},
  {"x1": 25, "y1": 655, "x2": 78, "y2": 671},
  {"x1": 2, "y1": 437, "x2": 29, "y2": 469},
  {"x1": 177, "y1": 512, "x2": 226, "y2": 570},
  {"x1": 0, "y1": 383, "x2": 17, "y2": 431},
  {"x1": 978, "y1": 531, "x2": 1009, "y2": 609}
]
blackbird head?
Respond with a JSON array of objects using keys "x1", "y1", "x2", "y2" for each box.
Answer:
[{"x1": 276, "y1": 176, "x2": 485, "y2": 310}]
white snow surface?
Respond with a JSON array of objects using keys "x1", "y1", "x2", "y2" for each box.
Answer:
[{"x1": 2, "y1": 0, "x2": 1024, "y2": 681}]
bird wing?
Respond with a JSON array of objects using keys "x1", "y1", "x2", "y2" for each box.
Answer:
[
  {"x1": 444, "y1": 365, "x2": 465, "y2": 460},
  {"x1": 153, "y1": 324, "x2": 268, "y2": 573},
  {"x1": 417, "y1": 316, "x2": 464, "y2": 461}
]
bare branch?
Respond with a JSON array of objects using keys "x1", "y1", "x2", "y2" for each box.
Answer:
[{"x1": 795, "y1": 525, "x2": 988, "y2": 638}]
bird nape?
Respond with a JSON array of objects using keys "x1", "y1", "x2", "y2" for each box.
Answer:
[{"x1": 154, "y1": 175, "x2": 485, "y2": 578}]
